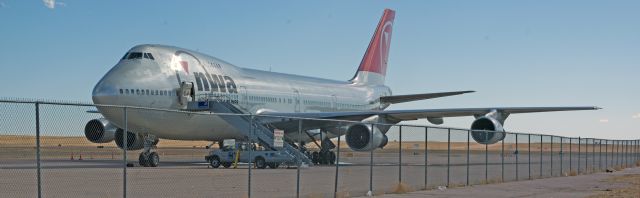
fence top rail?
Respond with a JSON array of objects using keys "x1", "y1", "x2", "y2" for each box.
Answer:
[{"x1": 1, "y1": 98, "x2": 637, "y2": 141}]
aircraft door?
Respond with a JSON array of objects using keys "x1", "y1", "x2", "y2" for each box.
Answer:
[
  {"x1": 293, "y1": 89, "x2": 301, "y2": 112},
  {"x1": 178, "y1": 82, "x2": 195, "y2": 107},
  {"x1": 331, "y1": 95, "x2": 338, "y2": 110},
  {"x1": 238, "y1": 86, "x2": 248, "y2": 110}
]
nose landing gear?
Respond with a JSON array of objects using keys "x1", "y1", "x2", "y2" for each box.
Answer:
[{"x1": 138, "y1": 134, "x2": 160, "y2": 167}]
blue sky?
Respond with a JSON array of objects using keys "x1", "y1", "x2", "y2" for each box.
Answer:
[{"x1": 0, "y1": 1, "x2": 638, "y2": 139}]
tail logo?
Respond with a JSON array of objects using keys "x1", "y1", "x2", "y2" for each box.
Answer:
[{"x1": 380, "y1": 21, "x2": 393, "y2": 73}]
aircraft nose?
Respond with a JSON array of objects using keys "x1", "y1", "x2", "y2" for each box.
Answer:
[{"x1": 92, "y1": 69, "x2": 120, "y2": 105}]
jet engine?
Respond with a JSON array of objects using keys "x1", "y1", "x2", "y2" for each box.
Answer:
[
  {"x1": 84, "y1": 118, "x2": 116, "y2": 143},
  {"x1": 345, "y1": 124, "x2": 388, "y2": 151},
  {"x1": 114, "y1": 129, "x2": 147, "y2": 150},
  {"x1": 470, "y1": 116, "x2": 506, "y2": 144}
]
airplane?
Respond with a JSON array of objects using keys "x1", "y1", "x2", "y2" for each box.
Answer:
[{"x1": 86, "y1": 9, "x2": 599, "y2": 167}]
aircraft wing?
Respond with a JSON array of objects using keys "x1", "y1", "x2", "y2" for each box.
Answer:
[{"x1": 261, "y1": 106, "x2": 600, "y2": 131}]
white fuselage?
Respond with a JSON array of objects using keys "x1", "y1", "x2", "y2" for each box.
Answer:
[{"x1": 92, "y1": 44, "x2": 391, "y2": 142}]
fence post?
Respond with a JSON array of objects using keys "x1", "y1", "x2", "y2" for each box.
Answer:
[
  {"x1": 466, "y1": 130, "x2": 470, "y2": 186},
  {"x1": 560, "y1": 137, "x2": 563, "y2": 176},
  {"x1": 368, "y1": 124, "x2": 374, "y2": 196},
  {"x1": 550, "y1": 136, "x2": 553, "y2": 177},
  {"x1": 569, "y1": 138, "x2": 572, "y2": 174},
  {"x1": 599, "y1": 139, "x2": 602, "y2": 171},
  {"x1": 501, "y1": 134, "x2": 504, "y2": 182},
  {"x1": 540, "y1": 135, "x2": 542, "y2": 178},
  {"x1": 35, "y1": 103, "x2": 42, "y2": 198},
  {"x1": 334, "y1": 131, "x2": 341, "y2": 198},
  {"x1": 296, "y1": 119, "x2": 302, "y2": 198},
  {"x1": 515, "y1": 134, "x2": 519, "y2": 181},
  {"x1": 584, "y1": 139, "x2": 588, "y2": 172},
  {"x1": 485, "y1": 131, "x2": 489, "y2": 182},
  {"x1": 605, "y1": 140, "x2": 608, "y2": 169},
  {"x1": 592, "y1": 139, "x2": 596, "y2": 170},
  {"x1": 615, "y1": 140, "x2": 619, "y2": 168},
  {"x1": 248, "y1": 115, "x2": 253, "y2": 198},
  {"x1": 578, "y1": 137, "x2": 581, "y2": 174},
  {"x1": 425, "y1": 127, "x2": 429, "y2": 189},
  {"x1": 123, "y1": 107, "x2": 128, "y2": 198},
  {"x1": 528, "y1": 134, "x2": 531, "y2": 180},
  {"x1": 446, "y1": 128, "x2": 450, "y2": 187},
  {"x1": 399, "y1": 126, "x2": 403, "y2": 185}
]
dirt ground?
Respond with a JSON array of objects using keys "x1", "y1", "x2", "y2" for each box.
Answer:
[
  {"x1": 589, "y1": 168, "x2": 640, "y2": 198},
  {"x1": 367, "y1": 165, "x2": 640, "y2": 198}
]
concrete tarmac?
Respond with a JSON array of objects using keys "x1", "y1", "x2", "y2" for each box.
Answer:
[{"x1": 2, "y1": 149, "x2": 635, "y2": 198}]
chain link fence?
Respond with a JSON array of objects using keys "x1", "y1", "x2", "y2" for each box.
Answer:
[{"x1": 1, "y1": 100, "x2": 639, "y2": 198}]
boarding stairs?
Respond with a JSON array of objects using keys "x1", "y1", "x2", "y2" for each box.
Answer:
[{"x1": 186, "y1": 98, "x2": 313, "y2": 166}]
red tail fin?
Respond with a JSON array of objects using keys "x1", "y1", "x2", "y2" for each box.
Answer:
[{"x1": 351, "y1": 9, "x2": 395, "y2": 85}]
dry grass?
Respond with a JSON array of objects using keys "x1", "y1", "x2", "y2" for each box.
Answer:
[
  {"x1": 589, "y1": 174, "x2": 640, "y2": 198},
  {"x1": 391, "y1": 182, "x2": 412, "y2": 194},
  {"x1": 448, "y1": 182, "x2": 466, "y2": 188},
  {"x1": 568, "y1": 170, "x2": 578, "y2": 176},
  {"x1": 335, "y1": 189, "x2": 351, "y2": 198},
  {"x1": 614, "y1": 166, "x2": 624, "y2": 171},
  {"x1": 478, "y1": 178, "x2": 501, "y2": 185},
  {"x1": 305, "y1": 193, "x2": 323, "y2": 198}
]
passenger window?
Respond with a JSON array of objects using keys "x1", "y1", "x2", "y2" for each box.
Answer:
[
  {"x1": 128, "y1": 52, "x2": 143, "y2": 59},
  {"x1": 119, "y1": 89, "x2": 123, "y2": 94},
  {"x1": 125, "y1": 89, "x2": 130, "y2": 94}
]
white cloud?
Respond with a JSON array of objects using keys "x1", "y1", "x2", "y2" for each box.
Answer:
[
  {"x1": 42, "y1": 0, "x2": 65, "y2": 9},
  {"x1": 599, "y1": 119, "x2": 609, "y2": 123},
  {"x1": 633, "y1": 113, "x2": 640, "y2": 119},
  {"x1": 43, "y1": 0, "x2": 54, "y2": 9}
]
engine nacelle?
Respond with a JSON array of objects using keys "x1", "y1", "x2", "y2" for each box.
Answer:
[
  {"x1": 115, "y1": 129, "x2": 146, "y2": 150},
  {"x1": 84, "y1": 118, "x2": 116, "y2": 143},
  {"x1": 345, "y1": 124, "x2": 388, "y2": 152},
  {"x1": 470, "y1": 116, "x2": 506, "y2": 145}
]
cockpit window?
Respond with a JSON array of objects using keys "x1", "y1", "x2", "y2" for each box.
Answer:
[
  {"x1": 127, "y1": 52, "x2": 143, "y2": 59},
  {"x1": 124, "y1": 52, "x2": 155, "y2": 60}
]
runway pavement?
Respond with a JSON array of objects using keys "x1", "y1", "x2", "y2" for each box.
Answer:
[{"x1": 2, "y1": 148, "x2": 632, "y2": 198}]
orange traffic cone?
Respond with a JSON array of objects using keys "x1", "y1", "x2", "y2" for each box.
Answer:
[
  {"x1": 78, "y1": 153, "x2": 83, "y2": 160},
  {"x1": 70, "y1": 152, "x2": 74, "y2": 160}
]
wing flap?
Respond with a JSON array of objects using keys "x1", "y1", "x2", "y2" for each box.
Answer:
[{"x1": 380, "y1": 91, "x2": 474, "y2": 104}]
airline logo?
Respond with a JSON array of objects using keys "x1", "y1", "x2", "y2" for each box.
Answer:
[{"x1": 180, "y1": 61, "x2": 189, "y2": 74}]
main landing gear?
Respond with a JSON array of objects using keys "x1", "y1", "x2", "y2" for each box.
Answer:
[
  {"x1": 138, "y1": 134, "x2": 159, "y2": 167},
  {"x1": 311, "y1": 138, "x2": 336, "y2": 165}
]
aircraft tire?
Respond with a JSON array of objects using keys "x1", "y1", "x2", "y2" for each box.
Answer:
[
  {"x1": 329, "y1": 151, "x2": 336, "y2": 165},
  {"x1": 148, "y1": 152, "x2": 159, "y2": 167},
  {"x1": 139, "y1": 153, "x2": 149, "y2": 167},
  {"x1": 312, "y1": 151, "x2": 320, "y2": 165}
]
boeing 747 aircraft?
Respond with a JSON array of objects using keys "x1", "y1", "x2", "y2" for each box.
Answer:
[{"x1": 86, "y1": 9, "x2": 599, "y2": 167}]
